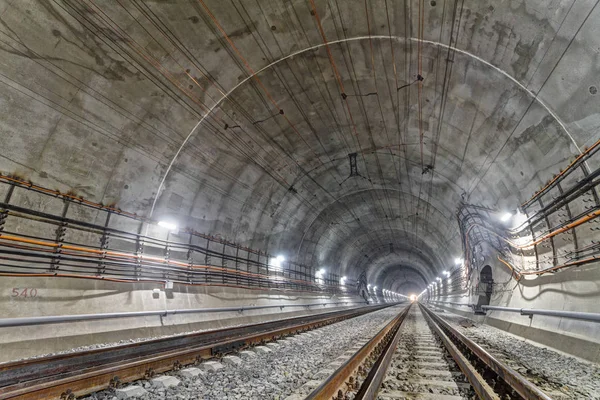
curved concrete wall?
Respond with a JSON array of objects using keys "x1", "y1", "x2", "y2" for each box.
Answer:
[
  {"x1": 0, "y1": 276, "x2": 364, "y2": 363},
  {"x1": 0, "y1": 0, "x2": 599, "y2": 365},
  {"x1": 429, "y1": 242, "x2": 600, "y2": 363}
]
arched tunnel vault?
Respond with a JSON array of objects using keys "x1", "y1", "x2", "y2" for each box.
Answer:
[
  {"x1": 0, "y1": 0, "x2": 598, "y2": 297},
  {"x1": 378, "y1": 264, "x2": 429, "y2": 296},
  {"x1": 290, "y1": 188, "x2": 459, "y2": 277}
]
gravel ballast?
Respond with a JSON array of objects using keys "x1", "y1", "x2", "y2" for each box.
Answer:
[
  {"x1": 430, "y1": 306, "x2": 600, "y2": 399},
  {"x1": 14, "y1": 308, "x2": 360, "y2": 362},
  {"x1": 83, "y1": 304, "x2": 407, "y2": 400}
]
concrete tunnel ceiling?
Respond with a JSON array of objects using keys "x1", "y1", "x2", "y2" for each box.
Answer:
[{"x1": 0, "y1": 0, "x2": 599, "y2": 294}]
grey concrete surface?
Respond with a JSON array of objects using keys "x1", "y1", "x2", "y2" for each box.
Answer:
[
  {"x1": 0, "y1": 275, "x2": 361, "y2": 362},
  {"x1": 0, "y1": 0, "x2": 599, "y2": 361}
]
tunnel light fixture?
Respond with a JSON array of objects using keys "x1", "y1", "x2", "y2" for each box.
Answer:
[
  {"x1": 373, "y1": 286, "x2": 377, "y2": 291},
  {"x1": 500, "y1": 212, "x2": 513, "y2": 222},
  {"x1": 367, "y1": 284, "x2": 371, "y2": 289},
  {"x1": 158, "y1": 220, "x2": 178, "y2": 231},
  {"x1": 340, "y1": 276, "x2": 347, "y2": 285},
  {"x1": 316, "y1": 268, "x2": 326, "y2": 278},
  {"x1": 437, "y1": 277, "x2": 442, "y2": 281},
  {"x1": 443, "y1": 270, "x2": 450, "y2": 277},
  {"x1": 270, "y1": 255, "x2": 285, "y2": 269},
  {"x1": 454, "y1": 257, "x2": 463, "y2": 265}
]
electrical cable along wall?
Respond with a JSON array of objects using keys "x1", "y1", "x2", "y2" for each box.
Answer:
[
  {"x1": 0, "y1": 176, "x2": 350, "y2": 294},
  {"x1": 425, "y1": 141, "x2": 600, "y2": 317},
  {"x1": 455, "y1": 141, "x2": 600, "y2": 281}
]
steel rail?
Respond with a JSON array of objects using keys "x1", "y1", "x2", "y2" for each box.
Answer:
[
  {"x1": 305, "y1": 304, "x2": 412, "y2": 400},
  {"x1": 420, "y1": 304, "x2": 553, "y2": 400},
  {"x1": 0, "y1": 304, "x2": 394, "y2": 400},
  {"x1": 420, "y1": 305, "x2": 500, "y2": 400},
  {"x1": 315, "y1": 303, "x2": 552, "y2": 400},
  {"x1": 351, "y1": 305, "x2": 412, "y2": 399},
  {"x1": 341, "y1": 303, "x2": 497, "y2": 400}
]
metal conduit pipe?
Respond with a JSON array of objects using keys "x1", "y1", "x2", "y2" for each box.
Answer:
[
  {"x1": 0, "y1": 301, "x2": 373, "y2": 328},
  {"x1": 512, "y1": 166, "x2": 600, "y2": 232},
  {"x1": 521, "y1": 138, "x2": 600, "y2": 208},
  {"x1": 482, "y1": 306, "x2": 600, "y2": 322}
]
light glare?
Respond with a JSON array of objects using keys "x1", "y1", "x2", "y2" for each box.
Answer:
[
  {"x1": 270, "y1": 255, "x2": 285, "y2": 269},
  {"x1": 158, "y1": 221, "x2": 177, "y2": 231},
  {"x1": 500, "y1": 212, "x2": 513, "y2": 222}
]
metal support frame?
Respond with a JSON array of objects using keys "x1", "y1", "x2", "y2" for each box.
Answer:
[{"x1": 50, "y1": 200, "x2": 69, "y2": 272}]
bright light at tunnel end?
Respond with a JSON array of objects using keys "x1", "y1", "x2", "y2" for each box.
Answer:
[{"x1": 409, "y1": 294, "x2": 417, "y2": 302}]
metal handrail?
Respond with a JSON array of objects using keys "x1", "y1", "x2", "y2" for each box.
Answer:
[
  {"x1": 482, "y1": 305, "x2": 600, "y2": 322},
  {"x1": 0, "y1": 301, "x2": 373, "y2": 328},
  {"x1": 427, "y1": 301, "x2": 600, "y2": 322}
]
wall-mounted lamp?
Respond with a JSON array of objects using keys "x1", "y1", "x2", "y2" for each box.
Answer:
[
  {"x1": 270, "y1": 255, "x2": 285, "y2": 269},
  {"x1": 158, "y1": 220, "x2": 178, "y2": 231},
  {"x1": 500, "y1": 212, "x2": 513, "y2": 222}
]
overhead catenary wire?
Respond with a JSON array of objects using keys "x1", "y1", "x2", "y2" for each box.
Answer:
[
  {"x1": 465, "y1": 0, "x2": 599, "y2": 198},
  {"x1": 194, "y1": 0, "x2": 394, "y2": 257},
  {"x1": 311, "y1": 0, "x2": 394, "y2": 249},
  {"x1": 421, "y1": 0, "x2": 465, "y2": 249},
  {"x1": 79, "y1": 0, "x2": 375, "y2": 247},
  {"x1": 52, "y1": 0, "x2": 313, "y2": 226}
]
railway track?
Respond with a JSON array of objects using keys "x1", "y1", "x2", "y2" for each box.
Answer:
[
  {"x1": 307, "y1": 303, "x2": 554, "y2": 400},
  {"x1": 0, "y1": 304, "x2": 392, "y2": 400}
]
